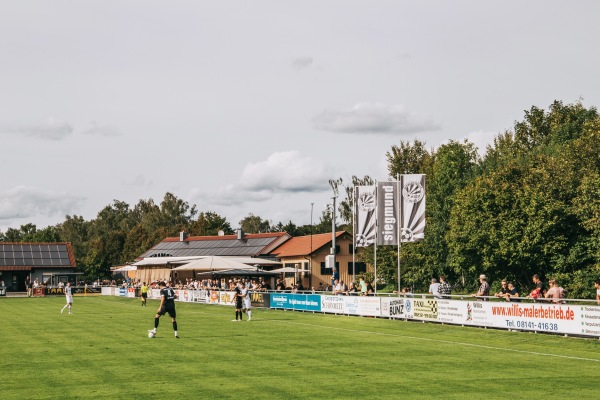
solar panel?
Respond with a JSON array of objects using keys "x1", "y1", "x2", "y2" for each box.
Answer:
[{"x1": 0, "y1": 243, "x2": 73, "y2": 267}]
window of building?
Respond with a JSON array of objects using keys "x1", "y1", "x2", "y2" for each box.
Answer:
[
  {"x1": 320, "y1": 262, "x2": 339, "y2": 275},
  {"x1": 349, "y1": 244, "x2": 354, "y2": 254},
  {"x1": 347, "y1": 262, "x2": 366, "y2": 275},
  {"x1": 284, "y1": 263, "x2": 298, "y2": 278}
]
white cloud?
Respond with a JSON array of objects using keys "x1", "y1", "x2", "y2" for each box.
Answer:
[
  {"x1": 192, "y1": 185, "x2": 273, "y2": 208},
  {"x1": 291, "y1": 56, "x2": 314, "y2": 70},
  {"x1": 240, "y1": 151, "x2": 334, "y2": 192},
  {"x1": 0, "y1": 117, "x2": 73, "y2": 140},
  {"x1": 0, "y1": 186, "x2": 85, "y2": 223},
  {"x1": 82, "y1": 121, "x2": 121, "y2": 137},
  {"x1": 189, "y1": 151, "x2": 334, "y2": 213},
  {"x1": 124, "y1": 174, "x2": 153, "y2": 188},
  {"x1": 313, "y1": 103, "x2": 440, "y2": 135}
]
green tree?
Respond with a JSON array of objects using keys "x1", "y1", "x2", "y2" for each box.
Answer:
[
  {"x1": 57, "y1": 215, "x2": 90, "y2": 268},
  {"x1": 386, "y1": 139, "x2": 434, "y2": 177},
  {"x1": 272, "y1": 220, "x2": 301, "y2": 236},
  {"x1": 83, "y1": 200, "x2": 132, "y2": 278},
  {"x1": 336, "y1": 175, "x2": 375, "y2": 225},
  {"x1": 157, "y1": 192, "x2": 198, "y2": 234},
  {"x1": 446, "y1": 101, "x2": 600, "y2": 295},
  {"x1": 425, "y1": 140, "x2": 480, "y2": 277},
  {"x1": 239, "y1": 213, "x2": 271, "y2": 233},
  {"x1": 189, "y1": 211, "x2": 234, "y2": 236},
  {"x1": 313, "y1": 206, "x2": 333, "y2": 234}
]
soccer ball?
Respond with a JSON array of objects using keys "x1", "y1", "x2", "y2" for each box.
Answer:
[{"x1": 148, "y1": 331, "x2": 156, "y2": 338}]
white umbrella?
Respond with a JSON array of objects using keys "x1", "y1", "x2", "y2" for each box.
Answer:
[
  {"x1": 112, "y1": 265, "x2": 137, "y2": 271},
  {"x1": 171, "y1": 256, "x2": 257, "y2": 271},
  {"x1": 132, "y1": 256, "x2": 205, "y2": 266},
  {"x1": 269, "y1": 267, "x2": 311, "y2": 273}
]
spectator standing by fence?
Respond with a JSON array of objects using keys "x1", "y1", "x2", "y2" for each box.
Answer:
[
  {"x1": 359, "y1": 277, "x2": 368, "y2": 295},
  {"x1": 275, "y1": 279, "x2": 285, "y2": 292},
  {"x1": 438, "y1": 276, "x2": 452, "y2": 299},
  {"x1": 545, "y1": 279, "x2": 565, "y2": 303},
  {"x1": 474, "y1": 274, "x2": 490, "y2": 300},
  {"x1": 507, "y1": 282, "x2": 520, "y2": 302},
  {"x1": 494, "y1": 280, "x2": 510, "y2": 299},
  {"x1": 532, "y1": 274, "x2": 547, "y2": 297},
  {"x1": 428, "y1": 278, "x2": 440, "y2": 298}
]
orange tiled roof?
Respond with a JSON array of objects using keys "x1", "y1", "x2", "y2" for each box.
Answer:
[{"x1": 271, "y1": 231, "x2": 348, "y2": 258}]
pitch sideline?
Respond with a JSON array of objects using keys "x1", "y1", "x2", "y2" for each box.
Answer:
[{"x1": 268, "y1": 319, "x2": 600, "y2": 364}]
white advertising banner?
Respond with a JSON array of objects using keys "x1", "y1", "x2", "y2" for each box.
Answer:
[
  {"x1": 219, "y1": 290, "x2": 236, "y2": 306},
  {"x1": 381, "y1": 297, "x2": 413, "y2": 319},
  {"x1": 436, "y1": 299, "x2": 476, "y2": 325},
  {"x1": 321, "y1": 295, "x2": 347, "y2": 313},
  {"x1": 579, "y1": 305, "x2": 600, "y2": 336},
  {"x1": 412, "y1": 298, "x2": 439, "y2": 321},
  {"x1": 484, "y1": 302, "x2": 579, "y2": 334},
  {"x1": 208, "y1": 290, "x2": 221, "y2": 304},
  {"x1": 355, "y1": 296, "x2": 381, "y2": 316},
  {"x1": 189, "y1": 289, "x2": 209, "y2": 303}
]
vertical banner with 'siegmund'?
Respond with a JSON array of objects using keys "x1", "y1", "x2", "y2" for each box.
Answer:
[{"x1": 376, "y1": 181, "x2": 399, "y2": 246}]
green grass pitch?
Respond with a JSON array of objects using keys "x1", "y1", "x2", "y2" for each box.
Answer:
[{"x1": 1, "y1": 296, "x2": 599, "y2": 399}]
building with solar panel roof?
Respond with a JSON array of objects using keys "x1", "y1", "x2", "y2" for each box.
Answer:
[
  {"x1": 0, "y1": 242, "x2": 77, "y2": 294},
  {"x1": 133, "y1": 230, "x2": 290, "y2": 283}
]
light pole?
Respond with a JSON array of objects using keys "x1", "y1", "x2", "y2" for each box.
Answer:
[
  {"x1": 331, "y1": 196, "x2": 337, "y2": 270},
  {"x1": 310, "y1": 202, "x2": 314, "y2": 289}
]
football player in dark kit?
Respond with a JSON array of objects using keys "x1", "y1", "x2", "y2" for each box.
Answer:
[
  {"x1": 232, "y1": 280, "x2": 244, "y2": 321},
  {"x1": 148, "y1": 281, "x2": 179, "y2": 338}
]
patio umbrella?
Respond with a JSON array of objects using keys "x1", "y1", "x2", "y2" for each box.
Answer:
[{"x1": 171, "y1": 256, "x2": 257, "y2": 272}]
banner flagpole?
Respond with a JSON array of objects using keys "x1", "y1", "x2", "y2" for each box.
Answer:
[
  {"x1": 397, "y1": 174, "x2": 401, "y2": 294},
  {"x1": 352, "y1": 186, "x2": 356, "y2": 284},
  {"x1": 374, "y1": 180, "x2": 378, "y2": 294}
]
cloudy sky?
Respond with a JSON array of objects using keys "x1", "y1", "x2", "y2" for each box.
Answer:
[{"x1": 1, "y1": 1, "x2": 599, "y2": 232}]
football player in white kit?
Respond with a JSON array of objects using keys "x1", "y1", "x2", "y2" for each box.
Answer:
[
  {"x1": 241, "y1": 282, "x2": 252, "y2": 321},
  {"x1": 61, "y1": 282, "x2": 73, "y2": 314}
]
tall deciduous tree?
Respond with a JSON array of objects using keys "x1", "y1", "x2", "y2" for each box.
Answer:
[
  {"x1": 239, "y1": 213, "x2": 271, "y2": 233},
  {"x1": 189, "y1": 212, "x2": 234, "y2": 236},
  {"x1": 425, "y1": 140, "x2": 480, "y2": 278},
  {"x1": 386, "y1": 139, "x2": 434, "y2": 177}
]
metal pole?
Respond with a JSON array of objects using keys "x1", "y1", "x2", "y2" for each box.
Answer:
[
  {"x1": 310, "y1": 202, "x2": 314, "y2": 290},
  {"x1": 397, "y1": 174, "x2": 401, "y2": 294},
  {"x1": 331, "y1": 196, "x2": 337, "y2": 270},
  {"x1": 374, "y1": 181, "x2": 377, "y2": 294},
  {"x1": 352, "y1": 186, "x2": 356, "y2": 284}
]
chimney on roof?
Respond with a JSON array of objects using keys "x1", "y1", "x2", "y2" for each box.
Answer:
[
  {"x1": 237, "y1": 228, "x2": 246, "y2": 241},
  {"x1": 179, "y1": 231, "x2": 188, "y2": 242}
]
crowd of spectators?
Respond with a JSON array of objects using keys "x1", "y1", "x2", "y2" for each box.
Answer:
[
  {"x1": 101, "y1": 272, "x2": 600, "y2": 304},
  {"x1": 415, "y1": 273, "x2": 574, "y2": 303}
]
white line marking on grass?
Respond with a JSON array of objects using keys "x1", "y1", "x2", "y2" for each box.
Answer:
[{"x1": 271, "y1": 320, "x2": 600, "y2": 363}]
